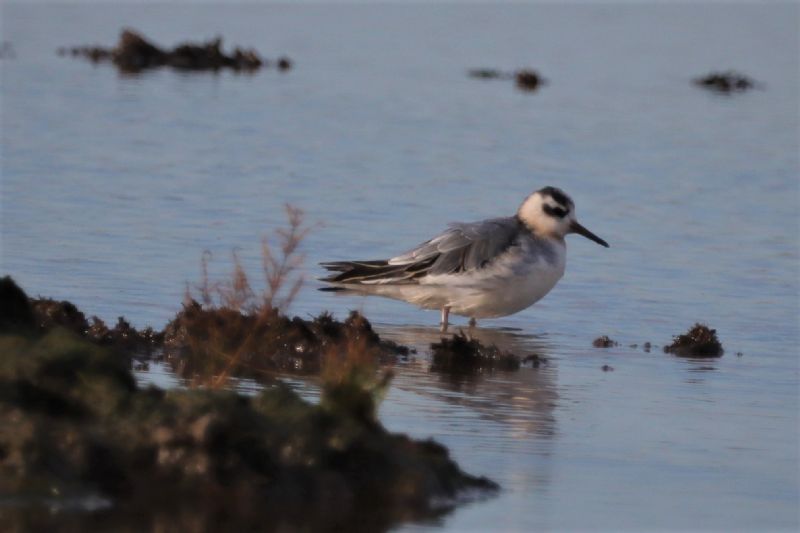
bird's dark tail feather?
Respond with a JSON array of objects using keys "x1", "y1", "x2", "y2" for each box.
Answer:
[{"x1": 319, "y1": 258, "x2": 432, "y2": 284}]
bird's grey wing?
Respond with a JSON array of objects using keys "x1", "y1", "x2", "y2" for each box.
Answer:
[{"x1": 388, "y1": 217, "x2": 521, "y2": 276}]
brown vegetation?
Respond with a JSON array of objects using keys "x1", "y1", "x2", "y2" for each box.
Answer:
[
  {"x1": 664, "y1": 323, "x2": 724, "y2": 357},
  {"x1": 164, "y1": 206, "x2": 405, "y2": 387}
]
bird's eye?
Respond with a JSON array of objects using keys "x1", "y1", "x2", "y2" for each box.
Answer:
[{"x1": 543, "y1": 204, "x2": 568, "y2": 218}]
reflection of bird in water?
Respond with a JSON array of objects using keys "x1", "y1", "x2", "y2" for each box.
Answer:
[
  {"x1": 320, "y1": 187, "x2": 608, "y2": 331},
  {"x1": 379, "y1": 323, "x2": 543, "y2": 356},
  {"x1": 377, "y1": 324, "x2": 559, "y2": 440}
]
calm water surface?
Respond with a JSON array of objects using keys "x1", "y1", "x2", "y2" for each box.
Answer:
[{"x1": 2, "y1": 3, "x2": 799, "y2": 531}]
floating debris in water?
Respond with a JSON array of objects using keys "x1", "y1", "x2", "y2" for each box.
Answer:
[
  {"x1": 467, "y1": 67, "x2": 545, "y2": 92},
  {"x1": 693, "y1": 71, "x2": 758, "y2": 93},
  {"x1": 58, "y1": 29, "x2": 290, "y2": 74},
  {"x1": 430, "y1": 331, "x2": 521, "y2": 374},
  {"x1": 663, "y1": 323, "x2": 724, "y2": 357},
  {"x1": 592, "y1": 335, "x2": 618, "y2": 348},
  {"x1": 467, "y1": 68, "x2": 511, "y2": 80},
  {"x1": 277, "y1": 56, "x2": 293, "y2": 71}
]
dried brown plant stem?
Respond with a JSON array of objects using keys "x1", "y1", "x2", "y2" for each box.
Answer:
[{"x1": 180, "y1": 205, "x2": 313, "y2": 388}]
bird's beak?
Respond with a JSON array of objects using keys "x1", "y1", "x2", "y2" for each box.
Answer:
[{"x1": 570, "y1": 220, "x2": 609, "y2": 247}]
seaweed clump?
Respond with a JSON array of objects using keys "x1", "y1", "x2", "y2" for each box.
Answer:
[
  {"x1": 693, "y1": 71, "x2": 757, "y2": 93},
  {"x1": 663, "y1": 323, "x2": 724, "y2": 358},
  {"x1": 31, "y1": 299, "x2": 162, "y2": 353},
  {"x1": 467, "y1": 67, "x2": 545, "y2": 92},
  {"x1": 0, "y1": 277, "x2": 160, "y2": 354},
  {"x1": 592, "y1": 335, "x2": 618, "y2": 348},
  {"x1": 58, "y1": 29, "x2": 288, "y2": 74},
  {"x1": 514, "y1": 69, "x2": 543, "y2": 91},
  {"x1": 0, "y1": 286, "x2": 496, "y2": 531},
  {"x1": 430, "y1": 332, "x2": 520, "y2": 374}
]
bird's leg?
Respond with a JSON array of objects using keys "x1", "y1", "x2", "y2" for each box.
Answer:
[
  {"x1": 440, "y1": 306, "x2": 450, "y2": 333},
  {"x1": 467, "y1": 317, "x2": 477, "y2": 339}
]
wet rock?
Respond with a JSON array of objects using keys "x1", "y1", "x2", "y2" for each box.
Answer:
[
  {"x1": 60, "y1": 29, "x2": 272, "y2": 74},
  {"x1": 592, "y1": 336, "x2": 618, "y2": 348},
  {"x1": 0, "y1": 321, "x2": 495, "y2": 530},
  {"x1": 663, "y1": 323, "x2": 724, "y2": 358},
  {"x1": 430, "y1": 332, "x2": 520, "y2": 374},
  {"x1": 515, "y1": 69, "x2": 543, "y2": 91},
  {"x1": 693, "y1": 71, "x2": 757, "y2": 93},
  {"x1": 0, "y1": 276, "x2": 36, "y2": 331}
]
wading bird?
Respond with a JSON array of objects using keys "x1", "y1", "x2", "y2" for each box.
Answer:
[{"x1": 321, "y1": 186, "x2": 609, "y2": 331}]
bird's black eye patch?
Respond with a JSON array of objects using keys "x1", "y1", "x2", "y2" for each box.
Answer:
[
  {"x1": 543, "y1": 204, "x2": 568, "y2": 218},
  {"x1": 539, "y1": 186, "x2": 572, "y2": 208}
]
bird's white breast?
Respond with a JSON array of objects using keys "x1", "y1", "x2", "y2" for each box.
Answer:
[{"x1": 421, "y1": 235, "x2": 566, "y2": 318}]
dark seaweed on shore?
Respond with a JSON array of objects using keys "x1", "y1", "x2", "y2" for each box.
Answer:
[
  {"x1": 1, "y1": 275, "x2": 162, "y2": 355},
  {"x1": 592, "y1": 335, "x2": 618, "y2": 348},
  {"x1": 163, "y1": 302, "x2": 406, "y2": 381},
  {"x1": 0, "y1": 277, "x2": 496, "y2": 531},
  {"x1": 58, "y1": 29, "x2": 291, "y2": 74},
  {"x1": 664, "y1": 323, "x2": 724, "y2": 358},
  {"x1": 693, "y1": 71, "x2": 758, "y2": 93},
  {"x1": 430, "y1": 331, "x2": 521, "y2": 374}
]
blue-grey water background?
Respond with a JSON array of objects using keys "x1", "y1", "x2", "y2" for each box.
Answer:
[{"x1": 2, "y1": 2, "x2": 799, "y2": 531}]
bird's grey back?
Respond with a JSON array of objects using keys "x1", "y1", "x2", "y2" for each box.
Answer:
[{"x1": 389, "y1": 216, "x2": 524, "y2": 275}]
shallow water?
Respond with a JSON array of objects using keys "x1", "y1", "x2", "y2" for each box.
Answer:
[{"x1": 2, "y1": 3, "x2": 799, "y2": 531}]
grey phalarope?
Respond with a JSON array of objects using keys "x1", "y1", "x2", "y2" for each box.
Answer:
[{"x1": 320, "y1": 186, "x2": 609, "y2": 331}]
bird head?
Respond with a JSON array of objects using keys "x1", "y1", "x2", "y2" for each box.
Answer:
[{"x1": 518, "y1": 186, "x2": 609, "y2": 247}]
